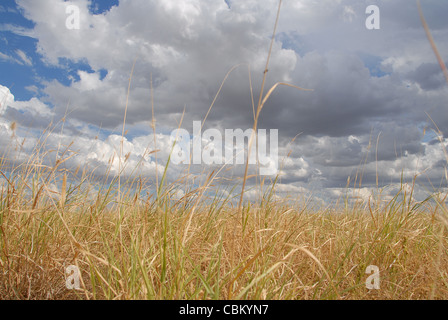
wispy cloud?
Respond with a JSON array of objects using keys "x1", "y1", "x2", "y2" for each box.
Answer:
[
  {"x1": 0, "y1": 23, "x2": 34, "y2": 37},
  {"x1": 0, "y1": 51, "x2": 17, "y2": 64},
  {"x1": 0, "y1": 50, "x2": 33, "y2": 66},
  {"x1": 15, "y1": 49, "x2": 32, "y2": 66}
]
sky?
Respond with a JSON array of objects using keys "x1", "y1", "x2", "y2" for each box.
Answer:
[{"x1": 1, "y1": 0, "x2": 448, "y2": 204}]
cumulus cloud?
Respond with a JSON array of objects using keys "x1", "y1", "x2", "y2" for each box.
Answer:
[
  {"x1": 2, "y1": 0, "x2": 448, "y2": 203},
  {"x1": 0, "y1": 84, "x2": 55, "y2": 129},
  {"x1": 0, "y1": 85, "x2": 14, "y2": 115}
]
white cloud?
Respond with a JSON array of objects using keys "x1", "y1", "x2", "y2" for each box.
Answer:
[
  {"x1": 342, "y1": 6, "x2": 356, "y2": 23},
  {"x1": 15, "y1": 49, "x2": 32, "y2": 66},
  {"x1": 0, "y1": 51, "x2": 19, "y2": 65},
  {"x1": 0, "y1": 85, "x2": 15, "y2": 115},
  {"x1": 0, "y1": 50, "x2": 32, "y2": 67},
  {"x1": 13, "y1": 98, "x2": 54, "y2": 117}
]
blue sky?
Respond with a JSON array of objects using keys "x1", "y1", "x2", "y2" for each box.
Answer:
[
  {"x1": 1, "y1": 0, "x2": 448, "y2": 203},
  {"x1": 0, "y1": 0, "x2": 117, "y2": 101}
]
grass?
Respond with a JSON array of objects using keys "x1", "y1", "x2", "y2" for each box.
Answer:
[
  {"x1": 0, "y1": 161, "x2": 447, "y2": 300},
  {"x1": 1, "y1": 0, "x2": 448, "y2": 300}
]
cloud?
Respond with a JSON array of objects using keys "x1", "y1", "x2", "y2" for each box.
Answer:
[
  {"x1": 0, "y1": 51, "x2": 19, "y2": 64},
  {"x1": 407, "y1": 61, "x2": 448, "y2": 91},
  {"x1": 0, "y1": 49, "x2": 33, "y2": 66},
  {"x1": 15, "y1": 49, "x2": 32, "y2": 66},
  {"x1": 2, "y1": 0, "x2": 448, "y2": 203},
  {"x1": 0, "y1": 85, "x2": 15, "y2": 115},
  {"x1": 0, "y1": 85, "x2": 55, "y2": 129},
  {"x1": 14, "y1": 0, "x2": 298, "y2": 129}
]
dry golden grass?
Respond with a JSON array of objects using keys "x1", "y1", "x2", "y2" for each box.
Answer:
[{"x1": 1, "y1": 162, "x2": 447, "y2": 300}]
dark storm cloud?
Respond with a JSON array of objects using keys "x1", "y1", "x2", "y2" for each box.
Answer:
[{"x1": 407, "y1": 61, "x2": 448, "y2": 91}]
